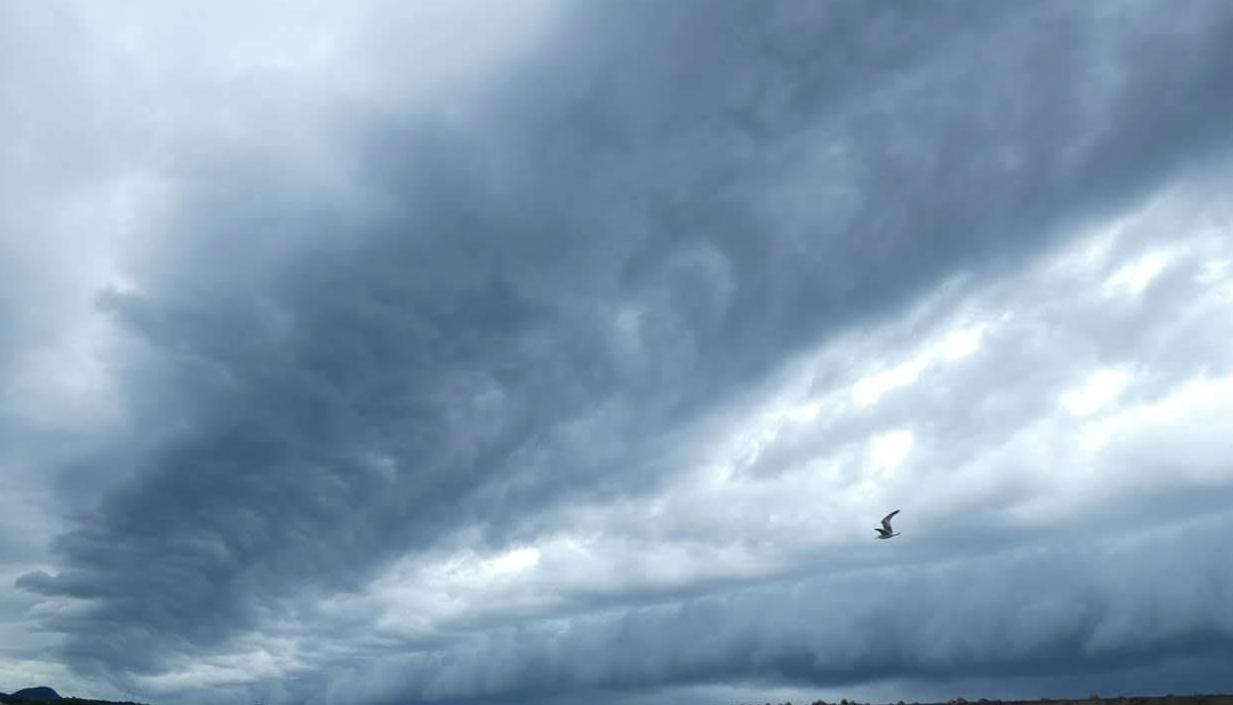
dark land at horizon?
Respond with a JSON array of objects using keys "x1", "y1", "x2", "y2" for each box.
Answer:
[{"x1": 3, "y1": 687, "x2": 1232, "y2": 705}]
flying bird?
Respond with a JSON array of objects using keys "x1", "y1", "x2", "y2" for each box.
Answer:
[{"x1": 875, "y1": 509, "x2": 900, "y2": 539}]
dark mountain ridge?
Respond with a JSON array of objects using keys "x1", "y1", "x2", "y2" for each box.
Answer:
[
  {"x1": 0, "y1": 687, "x2": 60, "y2": 702},
  {"x1": 0, "y1": 686, "x2": 146, "y2": 705}
]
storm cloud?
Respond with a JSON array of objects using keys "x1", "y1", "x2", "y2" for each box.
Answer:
[{"x1": 4, "y1": 1, "x2": 1233, "y2": 703}]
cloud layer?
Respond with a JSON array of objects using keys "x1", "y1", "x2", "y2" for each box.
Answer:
[{"x1": 4, "y1": 1, "x2": 1233, "y2": 703}]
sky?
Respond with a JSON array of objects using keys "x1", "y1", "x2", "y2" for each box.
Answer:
[{"x1": 3, "y1": 1, "x2": 1233, "y2": 704}]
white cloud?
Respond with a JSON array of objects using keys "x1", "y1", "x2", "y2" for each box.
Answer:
[
  {"x1": 868, "y1": 429, "x2": 915, "y2": 475},
  {"x1": 1059, "y1": 366, "x2": 1133, "y2": 417},
  {"x1": 1103, "y1": 249, "x2": 1175, "y2": 297}
]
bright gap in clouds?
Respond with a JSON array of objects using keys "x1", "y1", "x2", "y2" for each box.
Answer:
[
  {"x1": 1059, "y1": 367, "x2": 1133, "y2": 417},
  {"x1": 868, "y1": 429, "x2": 914, "y2": 476},
  {"x1": 1103, "y1": 249, "x2": 1176, "y2": 297},
  {"x1": 850, "y1": 321, "x2": 988, "y2": 409}
]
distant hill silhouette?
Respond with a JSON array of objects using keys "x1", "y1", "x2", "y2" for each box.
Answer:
[
  {"x1": 0, "y1": 687, "x2": 60, "y2": 702},
  {"x1": 0, "y1": 687, "x2": 148, "y2": 705}
]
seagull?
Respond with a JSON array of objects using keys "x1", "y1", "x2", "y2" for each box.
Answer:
[{"x1": 874, "y1": 509, "x2": 900, "y2": 539}]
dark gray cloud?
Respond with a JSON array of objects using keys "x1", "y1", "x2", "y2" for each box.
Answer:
[{"x1": 5, "y1": 1, "x2": 1233, "y2": 703}]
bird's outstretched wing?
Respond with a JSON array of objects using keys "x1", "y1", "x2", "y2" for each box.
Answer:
[{"x1": 880, "y1": 509, "x2": 900, "y2": 532}]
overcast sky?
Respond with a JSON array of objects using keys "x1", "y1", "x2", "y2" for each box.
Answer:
[{"x1": 3, "y1": 2, "x2": 1233, "y2": 704}]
